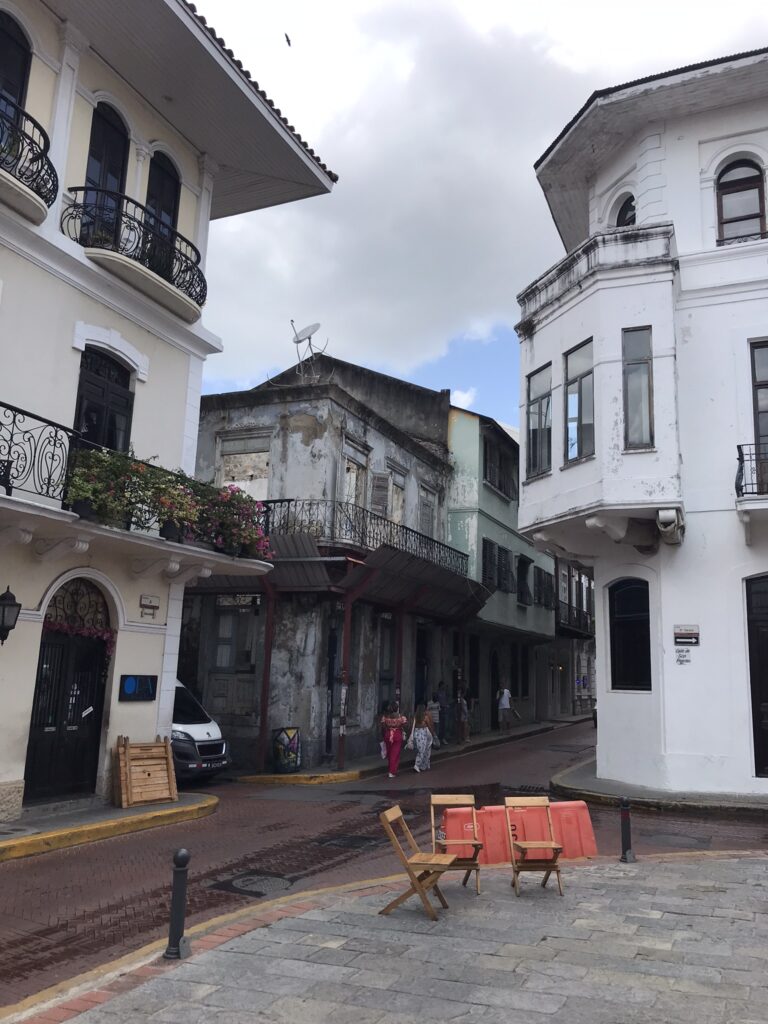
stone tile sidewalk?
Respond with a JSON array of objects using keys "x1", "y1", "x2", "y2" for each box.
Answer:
[{"x1": 20, "y1": 853, "x2": 768, "y2": 1024}]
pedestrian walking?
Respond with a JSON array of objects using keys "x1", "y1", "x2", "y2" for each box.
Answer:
[
  {"x1": 436, "y1": 680, "x2": 449, "y2": 744},
  {"x1": 380, "y1": 701, "x2": 408, "y2": 778},
  {"x1": 456, "y1": 688, "x2": 469, "y2": 745},
  {"x1": 410, "y1": 703, "x2": 434, "y2": 772},
  {"x1": 497, "y1": 684, "x2": 513, "y2": 732},
  {"x1": 427, "y1": 691, "x2": 441, "y2": 744}
]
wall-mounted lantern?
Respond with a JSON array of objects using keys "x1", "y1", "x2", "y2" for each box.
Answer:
[{"x1": 0, "y1": 586, "x2": 21, "y2": 645}]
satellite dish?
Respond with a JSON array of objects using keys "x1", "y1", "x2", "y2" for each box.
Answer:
[{"x1": 293, "y1": 322, "x2": 321, "y2": 343}]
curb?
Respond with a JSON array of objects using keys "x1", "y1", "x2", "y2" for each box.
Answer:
[
  {"x1": 550, "y1": 759, "x2": 768, "y2": 820},
  {"x1": 237, "y1": 719, "x2": 591, "y2": 786},
  {"x1": 0, "y1": 795, "x2": 219, "y2": 864}
]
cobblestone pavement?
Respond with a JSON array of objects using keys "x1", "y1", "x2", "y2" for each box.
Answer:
[
  {"x1": 2, "y1": 723, "x2": 767, "y2": 1007},
  {"x1": 29, "y1": 855, "x2": 768, "y2": 1024}
]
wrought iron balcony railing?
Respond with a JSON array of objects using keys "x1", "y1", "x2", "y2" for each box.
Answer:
[
  {"x1": 263, "y1": 498, "x2": 469, "y2": 576},
  {"x1": 736, "y1": 444, "x2": 768, "y2": 497},
  {"x1": 0, "y1": 97, "x2": 58, "y2": 207},
  {"x1": 0, "y1": 399, "x2": 267, "y2": 557},
  {"x1": 0, "y1": 402, "x2": 74, "y2": 500},
  {"x1": 557, "y1": 599, "x2": 594, "y2": 636},
  {"x1": 61, "y1": 188, "x2": 207, "y2": 307}
]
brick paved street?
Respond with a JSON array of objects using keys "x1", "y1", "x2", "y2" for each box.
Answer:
[
  {"x1": 29, "y1": 855, "x2": 768, "y2": 1024},
  {"x1": 2, "y1": 723, "x2": 767, "y2": 1008}
]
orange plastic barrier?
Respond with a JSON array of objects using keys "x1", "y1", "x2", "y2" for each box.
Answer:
[
  {"x1": 435, "y1": 807, "x2": 479, "y2": 859},
  {"x1": 442, "y1": 800, "x2": 597, "y2": 864}
]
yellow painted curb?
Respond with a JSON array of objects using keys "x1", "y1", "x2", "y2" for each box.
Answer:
[
  {"x1": 0, "y1": 795, "x2": 218, "y2": 864},
  {"x1": 237, "y1": 770, "x2": 363, "y2": 785}
]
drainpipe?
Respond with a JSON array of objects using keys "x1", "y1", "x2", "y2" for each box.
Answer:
[
  {"x1": 394, "y1": 607, "x2": 404, "y2": 706},
  {"x1": 256, "y1": 577, "x2": 277, "y2": 773},
  {"x1": 337, "y1": 567, "x2": 379, "y2": 770}
]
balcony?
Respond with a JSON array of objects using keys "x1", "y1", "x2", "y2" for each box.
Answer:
[
  {"x1": 0, "y1": 400, "x2": 269, "y2": 580},
  {"x1": 735, "y1": 444, "x2": 768, "y2": 544},
  {"x1": 264, "y1": 498, "x2": 469, "y2": 577},
  {"x1": 516, "y1": 223, "x2": 675, "y2": 332},
  {"x1": 557, "y1": 599, "x2": 594, "y2": 638},
  {"x1": 0, "y1": 99, "x2": 58, "y2": 224},
  {"x1": 61, "y1": 189, "x2": 207, "y2": 322}
]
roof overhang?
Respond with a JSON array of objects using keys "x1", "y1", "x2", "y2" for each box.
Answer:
[
  {"x1": 535, "y1": 48, "x2": 768, "y2": 251},
  {"x1": 48, "y1": 0, "x2": 336, "y2": 218}
]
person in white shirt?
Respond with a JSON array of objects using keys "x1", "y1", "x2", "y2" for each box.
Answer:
[{"x1": 497, "y1": 686, "x2": 512, "y2": 731}]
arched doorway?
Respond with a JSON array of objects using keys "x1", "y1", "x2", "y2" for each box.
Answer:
[{"x1": 24, "y1": 579, "x2": 115, "y2": 803}]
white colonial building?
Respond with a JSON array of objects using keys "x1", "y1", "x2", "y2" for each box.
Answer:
[
  {"x1": 516, "y1": 48, "x2": 768, "y2": 795},
  {"x1": 0, "y1": 0, "x2": 334, "y2": 818}
]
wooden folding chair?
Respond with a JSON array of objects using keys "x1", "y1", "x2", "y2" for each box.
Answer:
[
  {"x1": 504, "y1": 796, "x2": 564, "y2": 897},
  {"x1": 379, "y1": 805, "x2": 456, "y2": 921},
  {"x1": 430, "y1": 794, "x2": 483, "y2": 894}
]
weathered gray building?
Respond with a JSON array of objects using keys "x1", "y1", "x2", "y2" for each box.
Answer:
[{"x1": 181, "y1": 357, "x2": 487, "y2": 769}]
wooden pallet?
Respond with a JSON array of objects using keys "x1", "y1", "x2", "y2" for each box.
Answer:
[{"x1": 113, "y1": 735, "x2": 178, "y2": 808}]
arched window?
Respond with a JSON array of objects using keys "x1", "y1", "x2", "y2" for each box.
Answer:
[
  {"x1": 144, "y1": 151, "x2": 180, "y2": 280},
  {"x1": 615, "y1": 195, "x2": 636, "y2": 227},
  {"x1": 81, "y1": 103, "x2": 129, "y2": 248},
  {"x1": 608, "y1": 578, "x2": 651, "y2": 691},
  {"x1": 0, "y1": 12, "x2": 30, "y2": 116},
  {"x1": 717, "y1": 160, "x2": 765, "y2": 243},
  {"x1": 74, "y1": 347, "x2": 134, "y2": 452}
]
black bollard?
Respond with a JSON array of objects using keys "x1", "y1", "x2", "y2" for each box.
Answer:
[
  {"x1": 619, "y1": 797, "x2": 636, "y2": 863},
  {"x1": 164, "y1": 848, "x2": 192, "y2": 959}
]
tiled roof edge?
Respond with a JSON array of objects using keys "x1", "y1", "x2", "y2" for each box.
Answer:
[{"x1": 182, "y1": 1, "x2": 338, "y2": 184}]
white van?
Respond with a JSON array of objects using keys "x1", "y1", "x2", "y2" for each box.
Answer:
[{"x1": 171, "y1": 682, "x2": 230, "y2": 780}]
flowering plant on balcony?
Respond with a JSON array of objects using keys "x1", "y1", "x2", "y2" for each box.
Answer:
[
  {"x1": 66, "y1": 447, "x2": 142, "y2": 526},
  {"x1": 147, "y1": 473, "x2": 199, "y2": 534},
  {"x1": 196, "y1": 484, "x2": 271, "y2": 557}
]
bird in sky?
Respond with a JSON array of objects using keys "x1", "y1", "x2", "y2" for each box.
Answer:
[{"x1": 285, "y1": 32, "x2": 291, "y2": 46}]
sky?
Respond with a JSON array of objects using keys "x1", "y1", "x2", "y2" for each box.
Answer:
[{"x1": 196, "y1": 1, "x2": 768, "y2": 426}]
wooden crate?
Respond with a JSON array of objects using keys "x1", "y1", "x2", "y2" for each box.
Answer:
[{"x1": 113, "y1": 735, "x2": 178, "y2": 808}]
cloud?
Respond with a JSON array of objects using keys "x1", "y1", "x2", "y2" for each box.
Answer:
[
  {"x1": 201, "y1": 3, "x2": 581, "y2": 383},
  {"x1": 198, "y1": 1, "x2": 768, "y2": 394},
  {"x1": 451, "y1": 387, "x2": 477, "y2": 410}
]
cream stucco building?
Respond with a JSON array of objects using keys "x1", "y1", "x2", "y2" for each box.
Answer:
[{"x1": 0, "y1": 0, "x2": 334, "y2": 819}]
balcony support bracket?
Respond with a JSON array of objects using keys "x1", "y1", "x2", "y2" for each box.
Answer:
[
  {"x1": 739, "y1": 509, "x2": 752, "y2": 547},
  {"x1": 0, "y1": 525, "x2": 34, "y2": 548},
  {"x1": 165, "y1": 563, "x2": 213, "y2": 584},
  {"x1": 34, "y1": 536, "x2": 90, "y2": 561}
]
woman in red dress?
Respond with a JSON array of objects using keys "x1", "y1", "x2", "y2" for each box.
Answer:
[{"x1": 380, "y1": 701, "x2": 407, "y2": 778}]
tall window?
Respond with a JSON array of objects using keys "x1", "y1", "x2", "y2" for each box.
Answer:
[
  {"x1": 609, "y1": 579, "x2": 651, "y2": 691},
  {"x1": 565, "y1": 341, "x2": 594, "y2": 462},
  {"x1": 717, "y1": 160, "x2": 765, "y2": 243},
  {"x1": 483, "y1": 436, "x2": 516, "y2": 497},
  {"x1": 145, "y1": 152, "x2": 181, "y2": 280},
  {"x1": 615, "y1": 195, "x2": 636, "y2": 227},
  {"x1": 74, "y1": 348, "x2": 134, "y2": 452},
  {"x1": 623, "y1": 327, "x2": 653, "y2": 449},
  {"x1": 752, "y1": 343, "x2": 768, "y2": 450},
  {"x1": 526, "y1": 364, "x2": 551, "y2": 478},
  {"x1": 82, "y1": 103, "x2": 129, "y2": 248},
  {"x1": 0, "y1": 12, "x2": 30, "y2": 114}
]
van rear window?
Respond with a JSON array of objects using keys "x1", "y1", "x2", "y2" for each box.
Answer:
[{"x1": 173, "y1": 687, "x2": 211, "y2": 725}]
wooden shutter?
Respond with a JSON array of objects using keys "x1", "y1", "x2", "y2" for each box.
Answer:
[
  {"x1": 418, "y1": 491, "x2": 435, "y2": 536},
  {"x1": 482, "y1": 538, "x2": 497, "y2": 589},
  {"x1": 497, "y1": 547, "x2": 510, "y2": 592},
  {"x1": 370, "y1": 473, "x2": 389, "y2": 517}
]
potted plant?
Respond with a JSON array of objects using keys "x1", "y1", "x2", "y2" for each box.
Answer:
[
  {"x1": 149, "y1": 472, "x2": 199, "y2": 543},
  {"x1": 196, "y1": 484, "x2": 271, "y2": 558},
  {"x1": 66, "y1": 447, "x2": 132, "y2": 525}
]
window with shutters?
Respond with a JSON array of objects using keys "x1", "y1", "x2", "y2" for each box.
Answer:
[
  {"x1": 74, "y1": 347, "x2": 134, "y2": 452},
  {"x1": 481, "y1": 538, "x2": 497, "y2": 589},
  {"x1": 483, "y1": 437, "x2": 516, "y2": 498},
  {"x1": 497, "y1": 546, "x2": 510, "y2": 592},
  {"x1": 517, "y1": 555, "x2": 533, "y2": 605},
  {"x1": 418, "y1": 488, "x2": 435, "y2": 537},
  {"x1": 370, "y1": 472, "x2": 390, "y2": 518},
  {"x1": 533, "y1": 566, "x2": 544, "y2": 605}
]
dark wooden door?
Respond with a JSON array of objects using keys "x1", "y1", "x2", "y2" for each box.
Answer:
[
  {"x1": 24, "y1": 632, "x2": 107, "y2": 802},
  {"x1": 747, "y1": 577, "x2": 768, "y2": 777}
]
